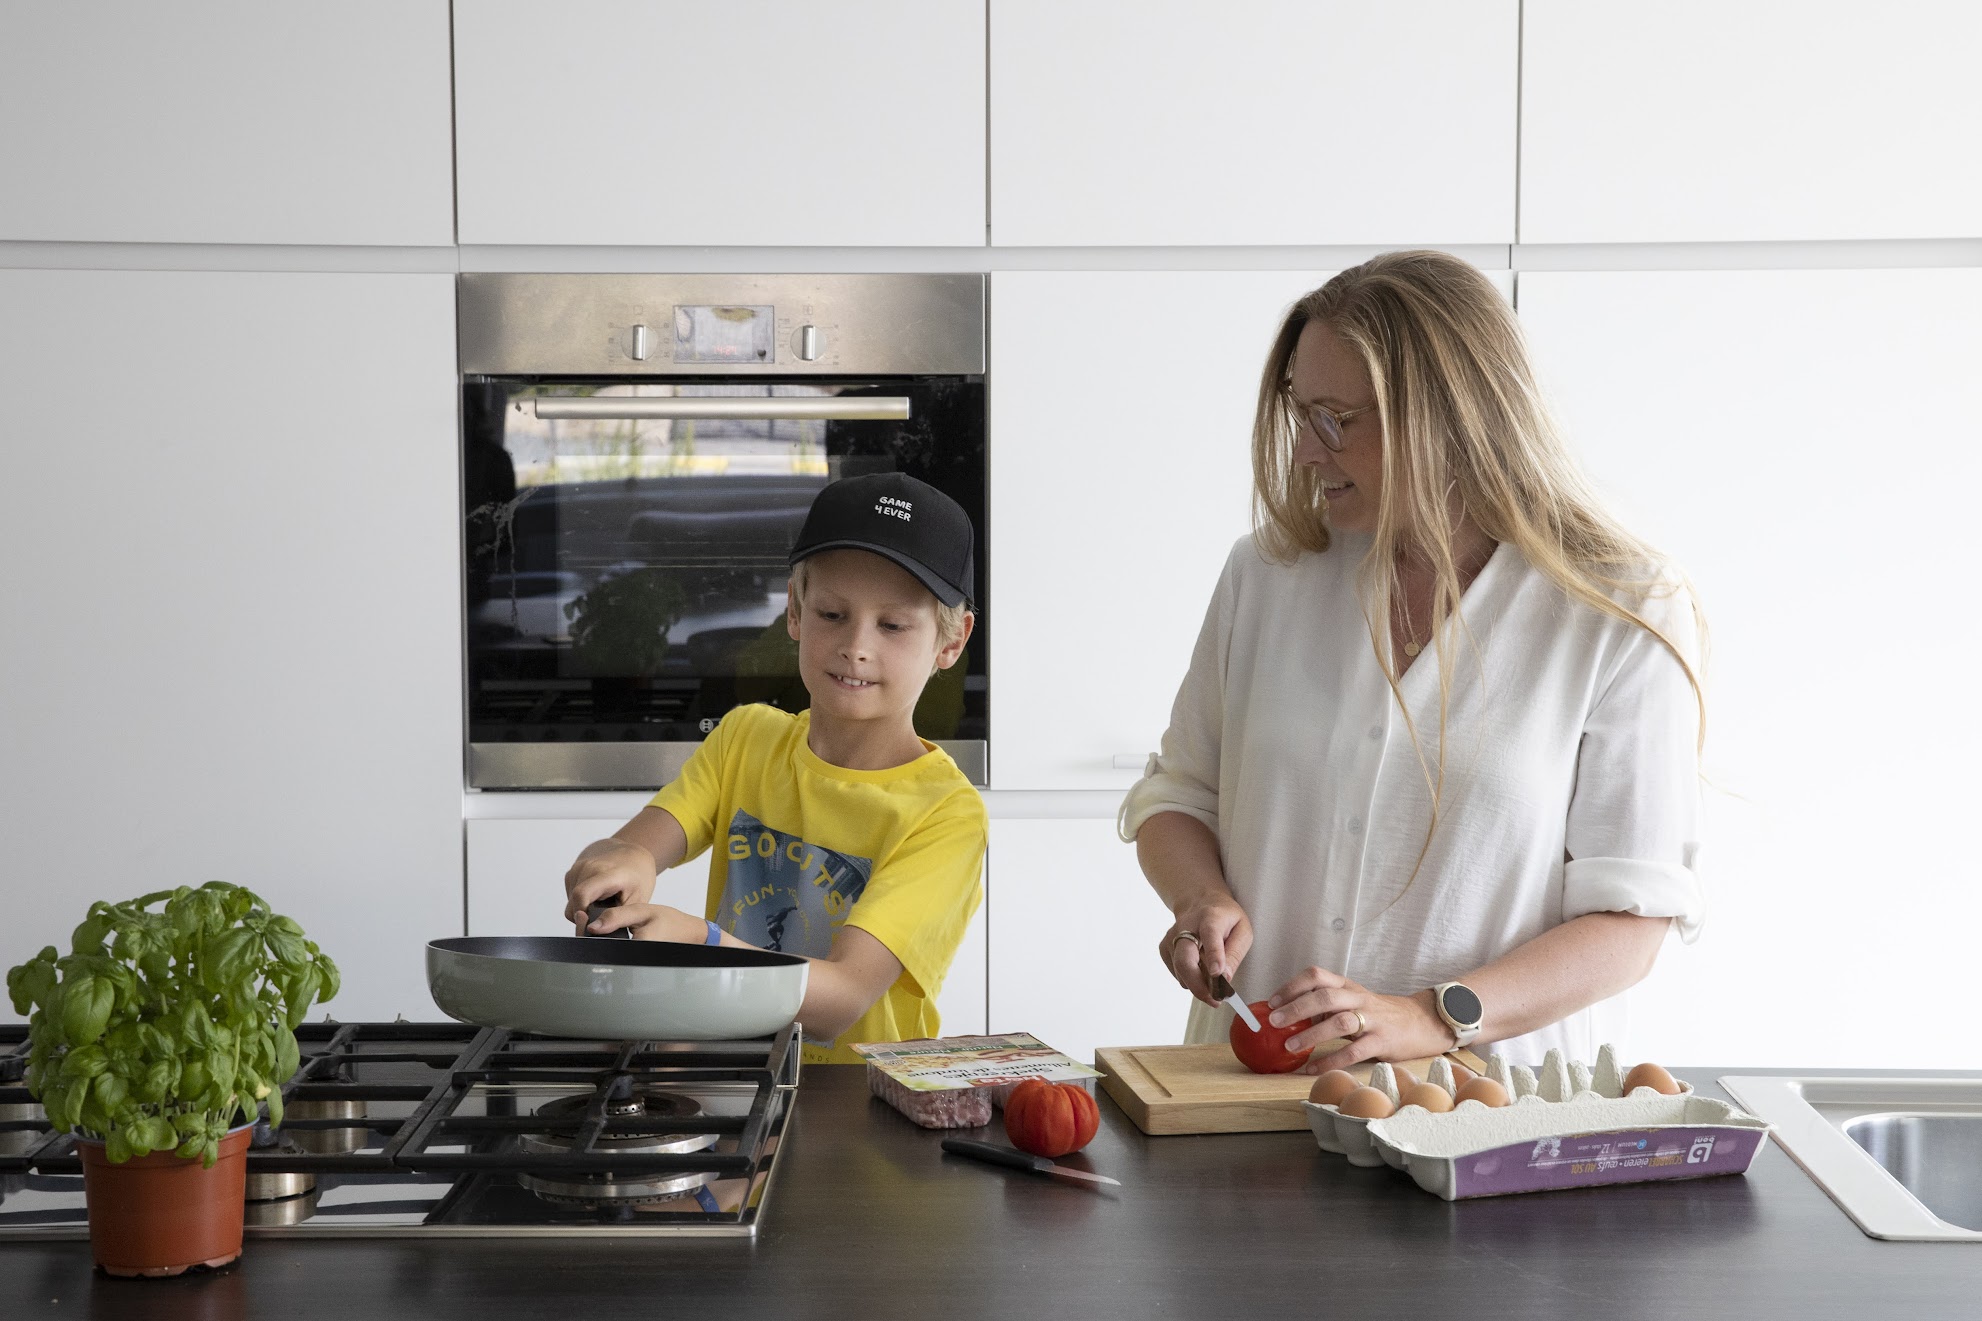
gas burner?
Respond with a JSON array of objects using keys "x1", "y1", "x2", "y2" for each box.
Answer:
[{"x1": 515, "y1": 1084, "x2": 723, "y2": 1206}]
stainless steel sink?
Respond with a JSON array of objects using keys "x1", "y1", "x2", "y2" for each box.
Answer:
[{"x1": 1721, "y1": 1075, "x2": 1982, "y2": 1241}]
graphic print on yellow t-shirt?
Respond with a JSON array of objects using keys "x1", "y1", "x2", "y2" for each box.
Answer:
[{"x1": 720, "y1": 809, "x2": 870, "y2": 956}]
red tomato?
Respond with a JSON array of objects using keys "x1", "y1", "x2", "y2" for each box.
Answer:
[
  {"x1": 1002, "y1": 1078, "x2": 1100, "y2": 1158},
  {"x1": 1229, "y1": 1000, "x2": 1312, "y2": 1074}
]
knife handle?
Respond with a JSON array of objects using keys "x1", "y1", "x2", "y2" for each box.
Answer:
[
  {"x1": 941, "y1": 1138, "x2": 1054, "y2": 1175},
  {"x1": 584, "y1": 898, "x2": 633, "y2": 940}
]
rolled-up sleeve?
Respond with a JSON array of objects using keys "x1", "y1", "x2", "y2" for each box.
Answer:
[
  {"x1": 1118, "y1": 541, "x2": 1243, "y2": 842},
  {"x1": 1561, "y1": 578, "x2": 1707, "y2": 942}
]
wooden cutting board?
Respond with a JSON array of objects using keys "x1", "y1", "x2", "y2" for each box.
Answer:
[{"x1": 1096, "y1": 1040, "x2": 1488, "y2": 1135}]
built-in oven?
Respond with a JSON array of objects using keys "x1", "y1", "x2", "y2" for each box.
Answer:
[{"x1": 459, "y1": 274, "x2": 987, "y2": 789}]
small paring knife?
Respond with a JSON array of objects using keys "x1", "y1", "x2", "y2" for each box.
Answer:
[
  {"x1": 1209, "y1": 973, "x2": 1261, "y2": 1032},
  {"x1": 941, "y1": 1138, "x2": 1122, "y2": 1187}
]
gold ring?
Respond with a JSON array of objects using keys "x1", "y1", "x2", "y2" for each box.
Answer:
[
  {"x1": 1170, "y1": 930, "x2": 1202, "y2": 952},
  {"x1": 1350, "y1": 1011, "x2": 1368, "y2": 1037}
]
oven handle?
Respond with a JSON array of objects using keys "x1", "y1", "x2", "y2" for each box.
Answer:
[{"x1": 530, "y1": 397, "x2": 911, "y2": 421}]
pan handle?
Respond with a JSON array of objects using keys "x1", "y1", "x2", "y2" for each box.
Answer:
[{"x1": 583, "y1": 898, "x2": 634, "y2": 940}]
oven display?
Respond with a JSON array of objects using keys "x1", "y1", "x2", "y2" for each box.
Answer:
[{"x1": 673, "y1": 305, "x2": 775, "y2": 363}]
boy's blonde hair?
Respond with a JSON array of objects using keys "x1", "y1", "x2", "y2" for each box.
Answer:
[{"x1": 789, "y1": 556, "x2": 972, "y2": 653}]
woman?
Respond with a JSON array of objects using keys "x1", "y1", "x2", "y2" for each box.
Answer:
[{"x1": 1123, "y1": 250, "x2": 1704, "y2": 1070}]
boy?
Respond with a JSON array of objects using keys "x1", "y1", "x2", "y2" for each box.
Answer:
[{"x1": 562, "y1": 472, "x2": 986, "y2": 1064}]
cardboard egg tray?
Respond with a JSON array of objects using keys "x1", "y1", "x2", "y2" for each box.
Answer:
[{"x1": 1303, "y1": 1044, "x2": 1772, "y2": 1200}]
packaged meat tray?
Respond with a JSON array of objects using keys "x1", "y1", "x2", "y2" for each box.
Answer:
[{"x1": 852, "y1": 1034, "x2": 1101, "y2": 1130}]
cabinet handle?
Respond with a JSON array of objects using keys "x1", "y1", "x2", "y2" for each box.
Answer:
[
  {"x1": 1112, "y1": 754, "x2": 1154, "y2": 770},
  {"x1": 532, "y1": 397, "x2": 910, "y2": 421}
]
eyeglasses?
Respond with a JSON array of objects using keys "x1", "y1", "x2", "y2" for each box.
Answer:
[{"x1": 1281, "y1": 390, "x2": 1374, "y2": 453}]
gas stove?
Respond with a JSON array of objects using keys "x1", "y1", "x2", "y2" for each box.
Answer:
[{"x1": 0, "y1": 1020, "x2": 798, "y2": 1238}]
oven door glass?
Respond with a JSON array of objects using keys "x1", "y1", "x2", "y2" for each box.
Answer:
[{"x1": 463, "y1": 377, "x2": 986, "y2": 787}]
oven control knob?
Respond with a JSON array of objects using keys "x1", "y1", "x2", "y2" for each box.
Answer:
[
  {"x1": 629, "y1": 323, "x2": 650, "y2": 361},
  {"x1": 794, "y1": 324, "x2": 822, "y2": 361}
]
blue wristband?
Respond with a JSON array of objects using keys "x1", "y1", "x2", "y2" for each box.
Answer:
[{"x1": 703, "y1": 919, "x2": 722, "y2": 946}]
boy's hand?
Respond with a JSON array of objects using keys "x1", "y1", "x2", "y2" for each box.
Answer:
[
  {"x1": 563, "y1": 839, "x2": 659, "y2": 933},
  {"x1": 582, "y1": 901, "x2": 706, "y2": 943}
]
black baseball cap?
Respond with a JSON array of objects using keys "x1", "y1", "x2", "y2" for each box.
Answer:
[{"x1": 788, "y1": 472, "x2": 975, "y2": 608}]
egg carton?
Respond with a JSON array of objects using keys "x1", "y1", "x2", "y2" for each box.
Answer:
[{"x1": 1302, "y1": 1045, "x2": 1770, "y2": 1198}]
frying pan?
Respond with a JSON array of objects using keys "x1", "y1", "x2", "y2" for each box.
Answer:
[{"x1": 426, "y1": 918, "x2": 809, "y2": 1040}]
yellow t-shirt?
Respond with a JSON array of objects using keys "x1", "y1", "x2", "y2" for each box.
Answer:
[{"x1": 649, "y1": 704, "x2": 987, "y2": 1064}]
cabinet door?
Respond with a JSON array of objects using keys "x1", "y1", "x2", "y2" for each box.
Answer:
[
  {"x1": 1520, "y1": 1, "x2": 1982, "y2": 242},
  {"x1": 454, "y1": 0, "x2": 985, "y2": 246},
  {"x1": 986, "y1": 270, "x2": 1313, "y2": 790},
  {"x1": 0, "y1": 270, "x2": 461, "y2": 1022},
  {"x1": 466, "y1": 818, "x2": 987, "y2": 1034},
  {"x1": 0, "y1": 4, "x2": 454, "y2": 245},
  {"x1": 986, "y1": 818, "x2": 1192, "y2": 1065},
  {"x1": 1518, "y1": 269, "x2": 1982, "y2": 1069},
  {"x1": 990, "y1": 1, "x2": 1517, "y2": 245}
]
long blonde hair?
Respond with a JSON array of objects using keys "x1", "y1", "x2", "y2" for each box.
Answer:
[{"x1": 1251, "y1": 250, "x2": 1705, "y2": 882}]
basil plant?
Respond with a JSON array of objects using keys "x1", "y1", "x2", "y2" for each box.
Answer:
[{"x1": 5, "y1": 882, "x2": 340, "y2": 1166}]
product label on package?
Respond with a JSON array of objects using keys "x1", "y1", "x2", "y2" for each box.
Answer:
[
  {"x1": 1453, "y1": 1126, "x2": 1765, "y2": 1198},
  {"x1": 851, "y1": 1034, "x2": 1102, "y2": 1092}
]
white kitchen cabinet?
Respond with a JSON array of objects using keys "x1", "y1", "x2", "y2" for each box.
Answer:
[
  {"x1": 0, "y1": 4, "x2": 454, "y2": 246},
  {"x1": 0, "y1": 269, "x2": 461, "y2": 1022},
  {"x1": 454, "y1": 1, "x2": 986, "y2": 247},
  {"x1": 465, "y1": 817, "x2": 988, "y2": 1035},
  {"x1": 986, "y1": 818, "x2": 1190, "y2": 1065},
  {"x1": 1520, "y1": 1, "x2": 1982, "y2": 242},
  {"x1": 990, "y1": 270, "x2": 1315, "y2": 790},
  {"x1": 990, "y1": 1, "x2": 1517, "y2": 246},
  {"x1": 1518, "y1": 268, "x2": 1982, "y2": 1069}
]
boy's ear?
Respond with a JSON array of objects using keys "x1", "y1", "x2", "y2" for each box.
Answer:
[
  {"x1": 785, "y1": 582, "x2": 802, "y2": 641},
  {"x1": 933, "y1": 611, "x2": 975, "y2": 672}
]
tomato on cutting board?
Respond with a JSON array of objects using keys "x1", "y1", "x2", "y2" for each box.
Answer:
[{"x1": 1229, "y1": 1000, "x2": 1312, "y2": 1074}]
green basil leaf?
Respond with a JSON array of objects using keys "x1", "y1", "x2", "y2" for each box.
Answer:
[
  {"x1": 264, "y1": 1088, "x2": 284, "y2": 1129},
  {"x1": 179, "y1": 1000, "x2": 212, "y2": 1048},
  {"x1": 59, "y1": 974, "x2": 108, "y2": 1045},
  {"x1": 69, "y1": 912, "x2": 111, "y2": 956},
  {"x1": 316, "y1": 955, "x2": 341, "y2": 1006},
  {"x1": 267, "y1": 929, "x2": 308, "y2": 966},
  {"x1": 179, "y1": 1060, "x2": 210, "y2": 1101},
  {"x1": 274, "y1": 1030, "x2": 300, "y2": 1082},
  {"x1": 93, "y1": 1072, "x2": 130, "y2": 1114},
  {"x1": 61, "y1": 1044, "x2": 108, "y2": 1080},
  {"x1": 105, "y1": 1128, "x2": 132, "y2": 1164}
]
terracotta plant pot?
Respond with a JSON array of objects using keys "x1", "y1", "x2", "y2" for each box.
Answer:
[{"x1": 76, "y1": 1124, "x2": 252, "y2": 1277}]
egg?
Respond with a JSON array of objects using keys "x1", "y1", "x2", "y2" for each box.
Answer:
[
  {"x1": 1400, "y1": 1081, "x2": 1454, "y2": 1113},
  {"x1": 1337, "y1": 1086, "x2": 1396, "y2": 1119},
  {"x1": 1449, "y1": 1063, "x2": 1477, "y2": 1088},
  {"x1": 1622, "y1": 1062, "x2": 1681, "y2": 1096},
  {"x1": 1307, "y1": 1070, "x2": 1361, "y2": 1107},
  {"x1": 1389, "y1": 1064, "x2": 1417, "y2": 1089},
  {"x1": 1454, "y1": 1077, "x2": 1510, "y2": 1108}
]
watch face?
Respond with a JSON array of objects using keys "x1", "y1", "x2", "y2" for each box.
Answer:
[{"x1": 1441, "y1": 984, "x2": 1483, "y2": 1026}]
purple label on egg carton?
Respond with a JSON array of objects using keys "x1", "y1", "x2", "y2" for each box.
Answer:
[{"x1": 1450, "y1": 1125, "x2": 1766, "y2": 1199}]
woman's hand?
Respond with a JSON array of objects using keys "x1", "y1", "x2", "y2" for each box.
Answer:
[
  {"x1": 1267, "y1": 966, "x2": 1454, "y2": 1074},
  {"x1": 563, "y1": 839, "x2": 660, "y2": 933},
  {"x1": 1160, "y1": 893, "x2": 1253, "y2": 1006},
  {"x1": 581, "y1": 901, "x2": 706, "y2": 943}
]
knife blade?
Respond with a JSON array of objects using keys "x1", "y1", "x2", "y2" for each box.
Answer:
[
  {"x1": 941, "y1": 1138, "x2": 1122, "y2": 1187},
  {"x1": 1208, "y1": 973, "x2": 1261, "y2": 1032}
]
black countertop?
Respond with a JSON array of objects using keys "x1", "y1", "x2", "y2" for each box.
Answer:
[{"x1": 3, "y1": 1066, "x2": 1978, "y2": 1319}]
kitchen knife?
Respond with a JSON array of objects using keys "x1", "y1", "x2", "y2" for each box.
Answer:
[
  {"x1": 941, "y1": 1138, "x2": 1122, "y2": 1187},
  {"x1": 1208, "y1": 973, "x2": 1261, "y2": 1032}
]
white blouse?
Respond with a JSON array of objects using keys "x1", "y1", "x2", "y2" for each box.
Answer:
[{"x1": 1121, "y1": 533, "x2": 1705, "y2": 1066}]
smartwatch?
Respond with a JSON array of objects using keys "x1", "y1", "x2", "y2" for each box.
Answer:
[{"x1": 1432, "y1": 981, "x2": 1483, "y2": 1048}]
